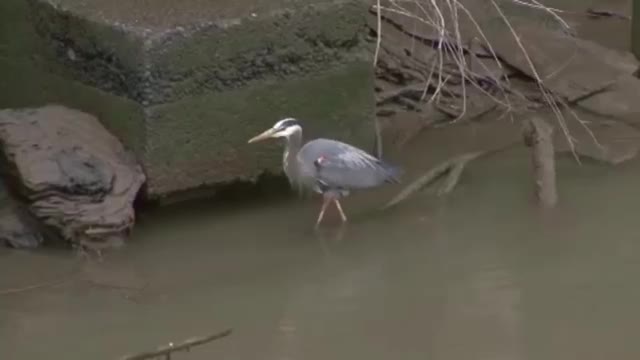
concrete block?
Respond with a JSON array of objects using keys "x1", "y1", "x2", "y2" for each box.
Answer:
[{"x1": 0, "y1": 0, "x2": 375, "y2": 198}]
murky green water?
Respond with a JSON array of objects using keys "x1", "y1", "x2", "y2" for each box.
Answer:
[{"x1": 2, "y1": 146, "x2": 640, "y2": 359}]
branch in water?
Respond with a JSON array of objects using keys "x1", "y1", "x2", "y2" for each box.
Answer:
[
  {"x1": 523, "y1": 116, "x2": 558, "y2": 207},
  {"x1": 118, "y1": 329, "x2": 232, "y2": 360},
  {"x1": 382, "y1": 151, "x2": 485, "y2": 210},
  {"x1": 382, "y1": 142, "x2": 521, "y2": 210}
]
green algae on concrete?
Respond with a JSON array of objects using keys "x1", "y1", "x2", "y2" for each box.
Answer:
[
  {"x1": 145, "y1": 61, "x2": 375, "y2": 195},
  {"x1": 0, "y1": 0, "x2": 375, "y2": 199},
  {"x1": 29, "y1": 0, "x2": 371, "y2": 105},
  {"x1": 0, "y1": 59, "x2": 146, "y2": 156},
  {"x1": 145, "y1": 0, "x2": 369, "y2": 104}
]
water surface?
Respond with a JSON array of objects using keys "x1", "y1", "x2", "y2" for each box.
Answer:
[{"x1": 2, "y1": 147, "x2": 640, "y2": 359}]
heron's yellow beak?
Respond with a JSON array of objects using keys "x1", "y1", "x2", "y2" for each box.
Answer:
[{"x1": 248, "y1": 128, "x2": 277, "y2": 143}]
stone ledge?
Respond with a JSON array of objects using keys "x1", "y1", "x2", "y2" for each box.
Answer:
[
  {"x1": 1, "y1": 0, "x2": 376, "y2": 198},
  {"x1": 144, "y1": 60, "x2": 375, "y2": 196},
  {"x1": 30, "y1": 0, "x2": 371, "y2": 105}
]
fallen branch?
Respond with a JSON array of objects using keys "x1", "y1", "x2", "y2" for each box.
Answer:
[
  {"x1": 118, "y1": 329, "x2": 232, "y2": 360},
  {"x1": 383, "y1": 151, "x2": 485, "y2": 210},
  {"x1": 383, "y1": 140, "x2": 521, "y2": 210},
  {"x1": 438, "y1": 158, "x2": 468, "y2": 195}
]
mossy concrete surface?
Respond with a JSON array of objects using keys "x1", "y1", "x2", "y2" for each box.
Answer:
[
  {"x1": 146, "y1": 61, "x2": 374, "y2": 195},
  {"x1": 0, "y1": 0, "x2": 375, "y2": 199}
]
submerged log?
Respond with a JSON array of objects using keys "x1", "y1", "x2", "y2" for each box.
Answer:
[{"x1": 523, "y1": 117, "x2": 558, "y2": 208}]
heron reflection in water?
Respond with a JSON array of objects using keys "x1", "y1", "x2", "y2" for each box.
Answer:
[{"x1": 248, "y1": 118, "x2": 401, "y2": 227}]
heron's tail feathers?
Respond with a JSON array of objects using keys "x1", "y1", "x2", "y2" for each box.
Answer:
[{"x1": 380, "y1": 161, "x2": 403, "y2": 184}]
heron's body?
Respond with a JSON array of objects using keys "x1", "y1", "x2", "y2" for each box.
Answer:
[
  {"x1": 248, "y1": 118, "x2": 401, "y2": 226},
  {"x1": 294, "y1": 138, "x2": 400, "y2": 195}
]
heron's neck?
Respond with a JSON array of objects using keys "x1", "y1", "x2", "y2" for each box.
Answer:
[{"x1": 283, "y1": 129, "x2": 302, "y2": 182}]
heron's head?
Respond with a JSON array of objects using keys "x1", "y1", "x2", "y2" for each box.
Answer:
[{"x1": 247, "y1": 118, "x2": 302, "y2": 143}]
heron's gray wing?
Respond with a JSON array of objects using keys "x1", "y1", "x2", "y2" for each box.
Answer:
[{"x1": 298, "y1": 139, "x2": 399, "y2": 190}]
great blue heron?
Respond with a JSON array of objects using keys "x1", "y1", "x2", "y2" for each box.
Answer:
[{"x1": 248, "y1": 118, "x2": 401, "y2": 226}]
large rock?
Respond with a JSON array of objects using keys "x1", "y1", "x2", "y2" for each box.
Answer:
[
  {"x1": 482, "y1": 19, "x2": 639, "y2": 102},
  {"x1": 0, "y1": 185, "x2": 45, "y2": 249},
  {"x1": 0, "y1": 105, "x2": 145, "y2": 247},
  {"x1": 553, "y1": 109, "x2": 640, "y2": 165},
  {"x1": 0, "y1": 0, "x2": 376, "y2": 198},
  {"x1": 576, "y1": 75, "x2": 640, "y2": 120}
]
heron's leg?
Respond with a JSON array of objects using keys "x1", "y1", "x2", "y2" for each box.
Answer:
[
  {"x1": 315, "y1": 196, "x2": 333, "y2": 227},
  {"x1": 333, "y1": 199, "x2": 348, "y2": 222}
]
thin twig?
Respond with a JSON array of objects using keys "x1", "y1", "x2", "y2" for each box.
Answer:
[
  {"x1": 374, "y1": 0, "x2": 383, "y2": 67},
  {"x1": 373, "y1": 0, "x2": 602, "y2": 166},
  {"x1": 0, "y1": 276, "x2": 73, "y2": 296},
  {"x1": 0, "y1": 262, "x2": 80, "y2": 296},
  {"x1": 118, "y1": 329, "x2": 233, "y2": 360}
]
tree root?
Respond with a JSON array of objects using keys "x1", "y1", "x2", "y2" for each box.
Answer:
[{"x1": 118, "y1": 329, "x2": 232, "y2": 360}]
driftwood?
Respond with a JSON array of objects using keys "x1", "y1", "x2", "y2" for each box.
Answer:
[
  {"x1": 382, "y1": 141, "x2": 521, "y2": 210},
  {"x1": 523, "y1": 117, "x2": 558, "y2": 207},
  {"x1": 438, "y1": 158, "x2": 469, "y2": 196},
  {"x1": 383, "y1": 151, "x2": 485, "y2": 210},
  {"x1": 118, "y1": 329, "x2": 232, "y2": 360}
]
